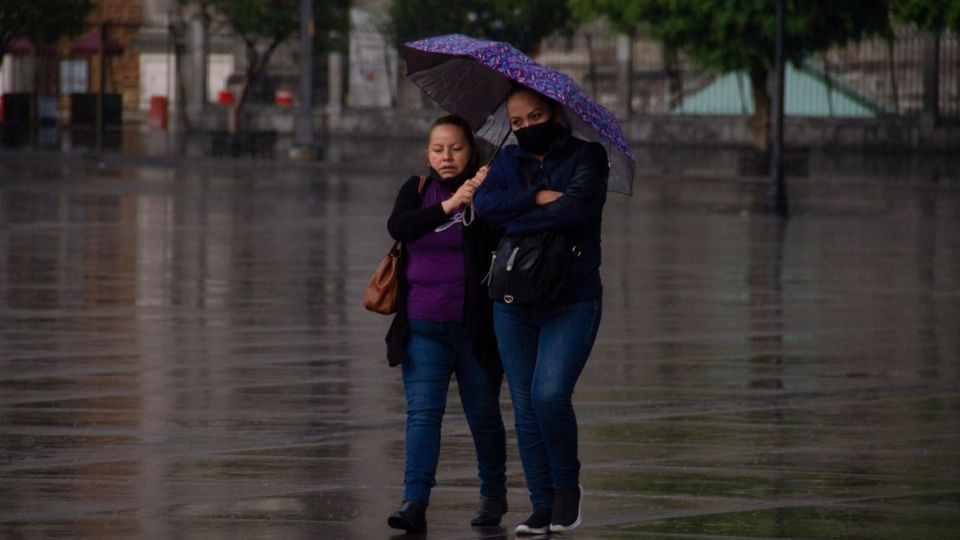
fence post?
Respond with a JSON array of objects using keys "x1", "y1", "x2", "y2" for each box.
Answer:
[
  {"x1": 921, "y1": 31, "x2": 939, "y2": 127},
  {"x1": 767, "y1": 0, "x2": 788, "y2": 217},
  {"x1": 292, "y1": 0, "x2": 316, "y2": 157}
]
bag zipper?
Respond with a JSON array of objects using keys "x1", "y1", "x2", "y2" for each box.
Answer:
[
  {"x1": 506, "y1": 246, "x2": 519, "y2": 271},
  {"x1": 482, "y1": 251, "x2": 496, "y2": 285}
]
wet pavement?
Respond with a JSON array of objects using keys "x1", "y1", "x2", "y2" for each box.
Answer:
[{"x1": 1, "y1": 153, "x2": 959, "y2": 539}]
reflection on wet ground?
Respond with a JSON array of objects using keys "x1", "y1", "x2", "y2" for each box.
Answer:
[{"x1": 1, "y1": 156, "x2": 958, "y2": 539}]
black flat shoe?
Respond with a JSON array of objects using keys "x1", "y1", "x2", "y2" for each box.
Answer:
[
  {"x1": 470, "y1": 494, "x2": 508, "y2": 526},
  {"x1": 388, "y1": 500, "x2": 427, "y2": 532}
]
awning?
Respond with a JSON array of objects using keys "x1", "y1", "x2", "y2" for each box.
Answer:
[
  {"x1": 69, "y1": 29, "x2": 124, "y2": 56},
  {"x1": 673, "y1": 62, "x2": 890, "y2": 118},
  {"x1": 6, "y1": 37, "x2": 57, "y2": 56},
  {"x1": 7, "y1": 37, "x2": 34, "y2": 55}
]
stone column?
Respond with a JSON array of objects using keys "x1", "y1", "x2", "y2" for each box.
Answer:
[
  {"x1": 292, "y1": 0, "x2": 315, "y2": 155},
  {"x1": 327, "y1": 52, "x2": 343, "y2": 113},
  {"x1": 188, "y1": 8, "x2": 209, "y2": 127},
  {"x1": 617, "y1": 33, "x2": 634, "y2": 118}
]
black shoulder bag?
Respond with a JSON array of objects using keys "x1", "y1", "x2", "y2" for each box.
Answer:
[
  {"x1": 484, "y1": 161, "x2": 582, "y2": 306},
  {"x1": 486, "y1": 229, "x2": 579, "y2": 305}
]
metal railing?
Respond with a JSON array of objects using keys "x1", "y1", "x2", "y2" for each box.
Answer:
[
  {"x1": 823, "y1": 27, "x2": 958, "y2": 117},
  {"x1": 540, "y1": 26, "x2": 959, "y2": 119}
]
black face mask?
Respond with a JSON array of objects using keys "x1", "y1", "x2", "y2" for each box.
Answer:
[{"x1": 514, "y1": 121, "x2": 557, "y2": 156}]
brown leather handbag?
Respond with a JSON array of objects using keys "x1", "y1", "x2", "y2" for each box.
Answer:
[
  {"x1": 363, "y1": 240, "x2": 402, "y2": 314},
  {"x1": 363, "y1": 176, "x2": 426, "y2": 315}
]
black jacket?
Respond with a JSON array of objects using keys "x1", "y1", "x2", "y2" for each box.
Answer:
[
  {"x1": 384, "y1": 174, "x2": 503, "y2": 386},
  {"x1": 473, "y1": 126, "x2": 609, "y2": 305}
]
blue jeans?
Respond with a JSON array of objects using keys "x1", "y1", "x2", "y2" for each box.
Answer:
[
  {"x1": 401, "y1": 319, "x2": 507, "y2": 504},
  {"x1": 493, "y1": 299, "x2": 602, "y2": 509}
]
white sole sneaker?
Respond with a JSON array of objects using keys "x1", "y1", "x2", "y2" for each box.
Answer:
[
  {"x1": 549, "y1": 484, "x2": 583, "y2": 532},
  {"x1": 515, "y1": 523, "x2": 550, "y2": 535}
]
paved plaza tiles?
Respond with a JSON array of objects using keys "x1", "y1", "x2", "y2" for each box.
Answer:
[{"x1": 1, "y1": 156, "x2": 958, "y2": 539}]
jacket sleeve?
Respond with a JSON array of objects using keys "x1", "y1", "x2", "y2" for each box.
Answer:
[
  {"x1": 472, "y1": 151, "x2": 540, "y2": 225},
  {"x1": 505, "y1": 143, "x2": 609, "y2": 235},
  {"x1": 387, "y1": 176, "x2": 450, "y2": 242}
]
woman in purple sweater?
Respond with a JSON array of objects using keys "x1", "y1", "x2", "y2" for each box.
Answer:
[{"x1": 384, "y1": 115, "x2": 506, "y2": 532}]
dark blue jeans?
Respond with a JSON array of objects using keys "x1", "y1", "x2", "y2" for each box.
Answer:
[
  {"x1": 401, "y1": 319, "x2": 507, "y2": 504},
  {"x1": 493, "y1": 299, "x2": 602, "y2": 509}
]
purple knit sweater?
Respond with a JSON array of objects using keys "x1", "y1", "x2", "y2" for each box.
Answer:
[{"x1": 405, "y1": 180, "x2": 466, "y2": 322}]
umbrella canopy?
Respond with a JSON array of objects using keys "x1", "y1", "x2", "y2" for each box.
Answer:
[
  {"x1": 69, "y1": 29, "x2": 123, "y2": 56},
  {"x1": 402, "y1": 34, "x2": 635, "y2": 195}
]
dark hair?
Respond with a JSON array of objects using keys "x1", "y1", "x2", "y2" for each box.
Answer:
[
  {"x1": 429, "y1": 115, "x2": 477, "y2": 150},
  {"x1": 506, "y1": 84, "x2": 560, "y2": 115},
  {"x1": 427, "y1": 115, "x2": 478, "y2": 169}
]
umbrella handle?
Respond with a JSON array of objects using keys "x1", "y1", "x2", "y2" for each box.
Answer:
[
  {"x1": 465, "y1": 129, "x2": 509, "y2": 227},
  {"x1": 485, "y1": 129, "x2": 513, "y2": 166}
]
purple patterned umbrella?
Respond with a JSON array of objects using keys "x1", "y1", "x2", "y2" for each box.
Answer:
[{"x1": 402, "y1": 34, "x2": 636, "y2": 195}]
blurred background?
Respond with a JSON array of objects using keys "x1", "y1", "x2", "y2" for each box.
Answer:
[
  {"x1": 1, "y1": 0, "x2": 958, "y2": 159},
  {"x1": 2, "y1": 3, "x2": 959, "y2": 538}
]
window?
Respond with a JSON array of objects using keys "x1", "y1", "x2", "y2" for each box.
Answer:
[{"x1": 60, "y1": 59, "x2": 89, "y2": 94}]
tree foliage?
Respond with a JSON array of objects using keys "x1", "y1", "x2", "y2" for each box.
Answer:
[
  {"x1": 571, "y1": 0, "x2": 891, "y2": 72},
  {"x1": 569, "y1": 0, "x2": 892, "y2": 149},
  {"x1": 569, "y1": 0, "x2": 642, "y2": 34},
  {"x1": 890, "y1": 0, "x2": 960, "y2": 34},
  {"x1": 0, "y1": 0, "x2": 93, "y2": 67},
  {"x1": 183, "y1": 0, "x2": 349, "y2": 133},
  {"x1": 195, "y1": 0, "x2": 348, "y2": 52},
  {"x1": 388, "y1": 0, "x2": 572, "y2": 53}
]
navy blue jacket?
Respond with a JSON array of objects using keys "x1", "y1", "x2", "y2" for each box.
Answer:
[{"x1": 473, "y1": 125, "x2": 609, "y2": 305}]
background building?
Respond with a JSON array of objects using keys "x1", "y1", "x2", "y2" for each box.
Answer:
[{"x1": 1, "y1": 2, "x2": 958, "y2": 149}]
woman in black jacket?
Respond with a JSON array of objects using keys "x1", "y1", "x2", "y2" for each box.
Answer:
[
  {"x1": 385, "y1": 115, "x2": 506, "y2": 532},
  {"x1": 473, "y1": 86, "x2": 608, "y2": 535}
]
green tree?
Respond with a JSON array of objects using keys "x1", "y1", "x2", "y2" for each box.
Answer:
[
  {"x1": 186, "y1": 0, "x2": 348, "y2": 134},
  {"x1": 569, "y1": 0, "x2": 892, "y2": 149},
  {"x1": 569, "y1": 0, "x2": 636, "y2": 34},
  {"x1": 0, "y1": 0, "x2": 93, "y2": 69},
  {"x1": 388, "y1": 0, "x2": 571, "y2": 54},
  {"x1": 890, "y1": 0, "x2": 960, "y2": 33}
]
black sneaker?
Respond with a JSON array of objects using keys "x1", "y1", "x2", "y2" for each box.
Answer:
[
  {"x1": 515, "y1": 507, "x2": 552, "y2": 535},
  {"x1": 549, "y1": 484, "x2": 583, "y2": 532},
  {"x1": 470, "y1": 494, "x2": 508, "y2": 526},
  {"x1": 388, "y1": 500, "x2": 427, "y2": 532}
]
